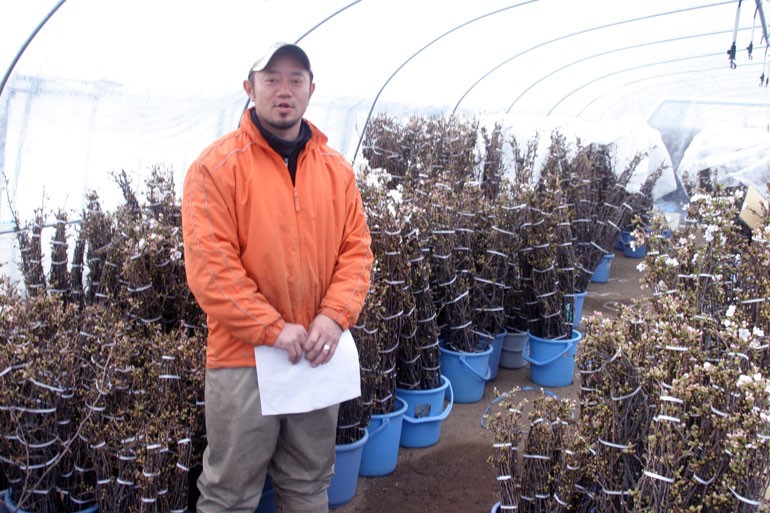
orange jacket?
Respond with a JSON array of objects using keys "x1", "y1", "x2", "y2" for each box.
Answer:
[{"x1": 182, "y1": 108, "x2": 373, "y2": 369}]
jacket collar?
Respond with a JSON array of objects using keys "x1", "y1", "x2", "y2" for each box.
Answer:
[{"x1": 240, "y1": 107, "x2": 328, "y2": 150}]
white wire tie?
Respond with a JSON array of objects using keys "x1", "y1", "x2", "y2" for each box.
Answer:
[
  {"x1": 710, "y1": 405, "x2": 728, "y2": 417},
  {"x1": 497, "y1": 475, "x2": 512, "y2": 481},
  {"x1": 493, "y1": 442, "x2": 513, "y2": 448},
  {"x1": 727, "y1": 484, "x2": 761, "y2": 506},
  {"x1": 598, "y1": 438, "x2": 634, "y2": 450},
  {"x1": 659, "y1": 395, "x2": 683, "y2": 404},
  {"x1": 602, "y1": 487, "x2": 632, "y2": 496},
  {"x1": 522, "y1": 453, "x2": 550, "y2": 460},
  {"x1": 692, "y1": 473, "x2": 715, "y2": 485},
  {"x1": 611, "y1": 385, "x2": 641, "y2": 401},
  {"x1": 654, "y1": 415, "x2": 680, "y2": 423},
  {"x1": 643, "y1": 470, "x2": 674, "y2": 483}
]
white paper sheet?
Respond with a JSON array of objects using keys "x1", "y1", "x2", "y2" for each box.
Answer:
[{"x1": 254, "y1": 329, "x2": 361, "y2": 415}]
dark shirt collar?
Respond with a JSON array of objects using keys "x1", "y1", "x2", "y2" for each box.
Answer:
[{"x1": 250, "y1": 110, "x2": 311, "y2": 159}]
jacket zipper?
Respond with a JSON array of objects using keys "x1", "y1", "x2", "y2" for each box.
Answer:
[
  {"x1": 288, "y1": 158, "x2": 301, "y2": 212},
  {"x1": 287, "y1": 155, "x2": 306, "y2": 322}
]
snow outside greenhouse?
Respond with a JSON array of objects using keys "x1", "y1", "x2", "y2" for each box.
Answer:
[{"x1": 1, "y1": 2, "x2": 770, "y2": 513}]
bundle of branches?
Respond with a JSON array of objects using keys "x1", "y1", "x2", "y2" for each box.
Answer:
[
  {"x1": 496, "y1": 182, "x2": 528, "y2": 334},
  {"x1": 518, "y1": 201, "x2": 575, "y2": 340},
  {"x1": 428, "y1": 223, "x2": 476, "y2": 352},
  {"x1": 485, "y1": 390, "x2": 525, "y2": 512},
  {"x1": 81, "y1": 313, "x2": 205, "y2": 513},
  {"x1": 577, "y1": 311, "x2": 652, "y2": 512},
  {"x1": 355, "y1": 164, "x2": 419, "y2": 413},
  {"x1": 485, "y1": 389, "x2": 583, "y2": 513},
  {"x1": 82, "y1": 168, "x2": 202, "y2": 334},
  {"x1": 519, "y1": 393, "x2": 575, "y2": 513},
  {"x1": 338, "y1": 266, "x2": 390, "y2": 445},
  {"x1": 479, "y1": 121, "x2": 506, "y2": 200},
  {"x1": 0, "y1": 289, "x2": 87, "y2": 513},
  {"x1": 363, "y1": 224, "x2": 410, "y2": 416},
  {"x1": 361, "y1": 114, "x2": 480, "y2": 192},
  {"x1": 511, "y1": 133, "x2": 581, "y2": 339},
  {"x1": 360, "y1": 114, "x2": 414, "y2": 185},
  {"x1": 399, "y1": 223, "x2": 441, "y2": 391},
  {"x1": 12, "y1": 206, "x2": 47, "y2": 296},
  {"x1": 609, "y1": 151, "x2": 664, "y2": 243},
  {"x1": 469, "y1": 205, "x2": 509, "y2": 344},
  {"x1": 567, "y1": 142, "x2": 620, "y2": 292}
]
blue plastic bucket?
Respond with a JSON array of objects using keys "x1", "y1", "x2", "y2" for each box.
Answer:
[
  {"x1": 328, "y1": 428, "x2": 369, "y2": 507},
  {"x1": 500, "y1": 331, "x2": 528, "y2": 369},
  {"x1": 359, "y1": 397, "x2": 408, "y2": 477},
  {"x1": 614, "y1": 232, "x2": 625, "y2": 250},
  {"x1": 396, "y1": 375, "x2": 453, "y2": 448},
  {"x1": 438, "y1": 344, "x2": 492, "y2": 404},
  {"x1": 522, "y1": 330, "x2": 582, "y2": 388},
  {"x1": 481, "y1": 333, "x2": 504, "y2": 381},
  {"x1": 591, "y1": 252, "x2": 614, "y2": 283},
  {"x1": 567, "y1": 291, "x2": 587, "y2": 327},
  {"x1": 622, "y1": 231, "x2": 647, "y2": 258}
]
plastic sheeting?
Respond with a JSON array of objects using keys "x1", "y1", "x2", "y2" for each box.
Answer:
[
  {"x1": 677, "y1": 125, "x2": 770, "y2": 196},
  {"x1": 1, "y1": 0, "x2": 769, "y2": 279}
]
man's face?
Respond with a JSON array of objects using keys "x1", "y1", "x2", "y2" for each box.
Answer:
[{"x1": 244, "y1": 52, "x2": 315, "y2": 140}]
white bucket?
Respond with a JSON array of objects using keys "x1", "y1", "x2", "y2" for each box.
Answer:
[{"x1": 499, "y1": 331, "x2": 528, "y2": 369}]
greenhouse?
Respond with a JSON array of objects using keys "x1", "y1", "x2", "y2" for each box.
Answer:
[{"x1": 1, "y1": 1, "x2": 769, "y2": 512}]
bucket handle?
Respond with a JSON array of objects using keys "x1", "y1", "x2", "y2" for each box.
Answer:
[
  {"x1": 459, "y1": 353, "x2": 491, "y2": 381},
  {"x1": 366, "y1": 416, "x2": 390, "y2": 440},
  {"x1": 403, "y1": 380, "x2": 454, "y2": 425},
  {"x1": 521, "y1": 337, "x2": 574, "y2": 367}
]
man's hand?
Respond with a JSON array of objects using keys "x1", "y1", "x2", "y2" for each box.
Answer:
[
  {"x1": 273, "y1": 323, "x2": 308, "y2": 364},
  {"x1": 303, "y1": 314, "x2": 342, "y2": 367}
]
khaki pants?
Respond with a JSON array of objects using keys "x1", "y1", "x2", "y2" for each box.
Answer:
[{"x1": 196, "y1": 367, "x2": 339, "y2": 513}]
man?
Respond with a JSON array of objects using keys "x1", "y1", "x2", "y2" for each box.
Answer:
[{"x1": 182, "y1": 42, "x2": 373, "y2": 513}]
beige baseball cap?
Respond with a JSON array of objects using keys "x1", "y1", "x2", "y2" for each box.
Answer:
[{"x1": 249, "y1": 42, "x2": 311, "y2": 76}]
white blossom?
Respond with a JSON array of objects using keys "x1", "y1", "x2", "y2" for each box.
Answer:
[
  {"x1": 636, "y1": 262, "x2": 647, "y2": 273},
  {"x1": 703, "y1": 224, "x2": 718, "y2": 242},
  {"x1": 664, "y1": 256, "x2": 679, "y2": 267},
  {"x1": 737, "y1": 374, "x2": 753, "y2": 387},
  {"x1": 386, "y1": 187, "x2": 403, "y2": 205},
  {"x1": 725, "y1": 305, "x2": 736, "y2": 318}
]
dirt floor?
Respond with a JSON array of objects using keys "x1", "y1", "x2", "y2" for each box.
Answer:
[{"x1": 333, "y1": 248, "x2": 648, "y2": 513}]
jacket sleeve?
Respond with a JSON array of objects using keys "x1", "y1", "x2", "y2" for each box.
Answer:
[
  {"x1": 318, "y1": 171, "x2": 373, "y2": 330},
  {"x1": 181, "y1": 158, "x2": 285, "y2": 346}
]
